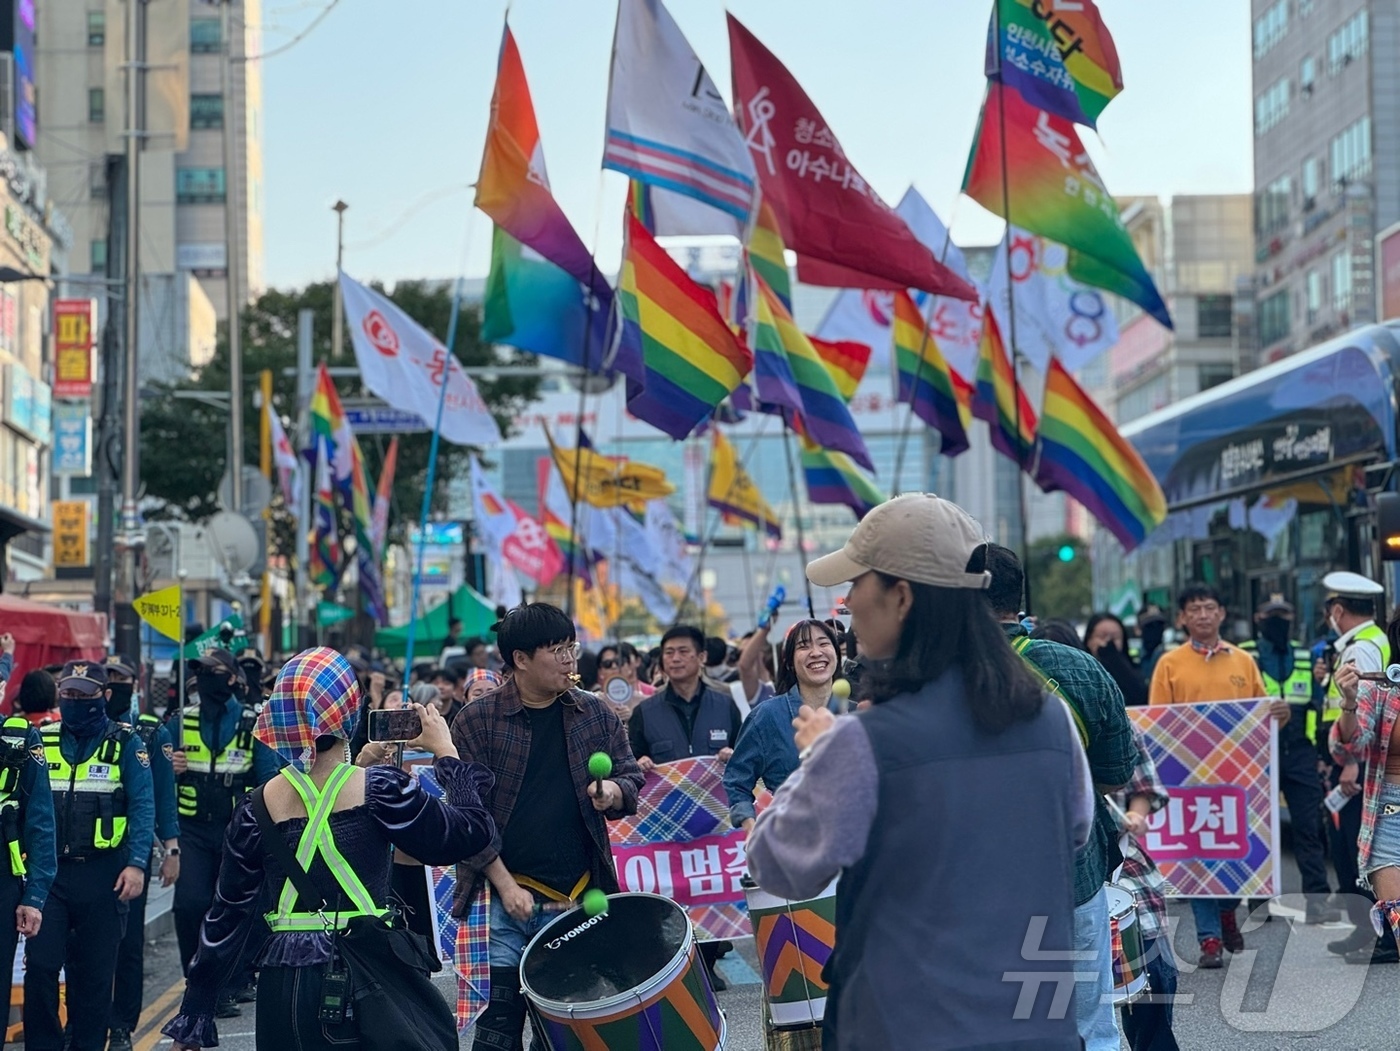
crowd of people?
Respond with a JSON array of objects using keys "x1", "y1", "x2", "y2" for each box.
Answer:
[{"x1": 0, "y1": 493, "x2": 1394, "y2": 1049}]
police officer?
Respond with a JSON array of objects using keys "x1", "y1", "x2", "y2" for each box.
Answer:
[
  {"x1": 103, "y1": 655, "x2": 180, "y2": 1051},
  {"x1": 25, "y1": 661, "x2": 153, "y2": 1051},
  {"x1": 1315, "y1": 571, "x2": 1400, "y2": 963},
  {"x1": 0, "y1": 649, "x2": 55, "y2": 1051},
  {"x1": 236, "y1": 648, "x2": 269, "y2": 707},
  {"x1": 1240, "y1": 595, "x2": 1337, "y2": 924},
  {"x1": 169, "y1": 648, "x2": 280, "y2": 1008}
]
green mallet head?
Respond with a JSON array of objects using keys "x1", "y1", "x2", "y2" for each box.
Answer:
[
  {"x1": 587, "y1": 752, "x2": 613, "y2": 780},
  {"x1": 581, "y1": 888, "x2": 609, "y2": 918}
]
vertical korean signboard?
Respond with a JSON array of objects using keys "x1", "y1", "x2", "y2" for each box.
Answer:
[
  {"x1": 53, "y1": 299, "x2": 96, "y2": 399},
  {"x1": 52, "y1": 500, "x2": 89, "y2": 568}
]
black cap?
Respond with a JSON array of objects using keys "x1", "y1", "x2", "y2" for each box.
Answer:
[
  {"x1": 103, "y1": 655, "x2": 137, "y2": 679},
  {"x1": 194, "y1": 648, "x2": 240, "y2": 678},
  {"x1": 58, "y1": 660, "x2": 108, "y2": 697}
]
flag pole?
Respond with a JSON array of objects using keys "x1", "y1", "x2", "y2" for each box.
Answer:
[
  {"x1": 992, "y1": 4, "x2": 1034, "y2": 615},
  {"x1": 781, "y1": 424, "x2": 818, "y2": 620},
  {"x1": 403, "y1": 276, "x2": 464, "y2": 675}
]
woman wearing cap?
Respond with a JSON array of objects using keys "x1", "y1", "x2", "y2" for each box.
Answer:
[
  {"x1": 744, "y1": 494, "x2": 1095, "y2": 1050},
  {"x1": 164, "y1": 648, "x2": 495, "y2": 1050},
  {"x1": 723, "y1": 619, "x2": 841, "y2": 832}
]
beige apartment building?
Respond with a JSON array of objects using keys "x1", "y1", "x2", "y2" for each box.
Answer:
[{"x1": 35, "y1": 0, "x2": 264, "y2": 384}]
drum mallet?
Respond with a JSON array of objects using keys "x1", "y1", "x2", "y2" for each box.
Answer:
[
  {"x1": 533, "y1": 889, "x2": 610, "y2": 918},
  {"x1": 588, "y1": 752, "x2": 613, "y2": 803}
]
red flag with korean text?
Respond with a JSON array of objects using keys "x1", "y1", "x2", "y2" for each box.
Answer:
[{"x1": 727, "y1": 14, "x2": 976, "y2": 301}]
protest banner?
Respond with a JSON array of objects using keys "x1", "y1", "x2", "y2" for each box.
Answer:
[{"x1": 1130, "y1": 698, "x2": 1281, "y2": 899}]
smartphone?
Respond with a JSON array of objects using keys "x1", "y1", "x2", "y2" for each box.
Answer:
[{"x1": 367, "y1": 708, "x2": 423, "y2": 743}]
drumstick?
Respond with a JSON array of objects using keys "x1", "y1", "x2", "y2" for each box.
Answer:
[
  {"x1": 531, "y1": 889, "x2": 610, "y2": 918},
  {"x1": 588, "y1": 752, "x2": 613, "y2": 802},
  {"x1": 1356, "y1": 664, "x2": 1400, "y2": 683}
]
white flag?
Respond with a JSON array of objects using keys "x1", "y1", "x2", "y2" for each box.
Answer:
[
  {"x1": 815, "y1": 187, "x2": 982, "y2": 372},
  {"x1": 339, "y1": 273, "x2": 502, "y2": 447},
  {"x1": 265, "y1": 402, "x2": 301, "y2": 508},
  {"x1": 611, "y1": 548, "x2": 677, "y2": 623},
  {"x1": 606, "y1": 507, "x2": 662, "y2": 580},
  {"x1": 539, "y1": 457, "x2": 618, "y2": 557},
  {"x1": 986, "y1": 228, "x2": 1120, "y2": 375},
  {"x1": 487, "y1": 553, "x2": 523, "y2": 611},
  {"x1": 643, "y1": 499, "x2": 692, "y2": 589},
  {"x1": 604, "y1": 0, "x2": 757, "y2": 236},
  {"x1": 469, "y1": 457, "x2": 518, "y2": 550}
]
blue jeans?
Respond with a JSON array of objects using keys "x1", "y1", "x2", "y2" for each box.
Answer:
[
  {"x1": 1190, "y1": 898, "x2": 1238, "y2": 942},
  {"x1": 488, "y1": 895, "x2": 550, "y2": 969},
  {"x1": 1120, "y1": 936, "x2": 1180, "y2": 1051},
  {"x1": 1073, "y1": 887, "x2": 1121, "y2": 1051}
]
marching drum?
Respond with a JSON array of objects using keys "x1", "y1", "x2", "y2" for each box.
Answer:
[
  {"x1": 1104, "y1": 883, "x2": 1148, "y2": 1005},
  {"x1": 742, "y1": 876, "x2": 836, "y2": 1048},
  {"x1": 520, "y1": 893, "x2": 726, "y2": 1051}
]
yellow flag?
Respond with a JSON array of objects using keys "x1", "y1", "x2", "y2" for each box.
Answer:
[
  {"x1": 133, "y1": 584, "x2": 183, "y2": 641},
  {"x1": 707, "y1": 431, "x2": 781, "y2": 538},
  {"x1": 546, "y1": 426, "x2": 674, "y2": 509}
]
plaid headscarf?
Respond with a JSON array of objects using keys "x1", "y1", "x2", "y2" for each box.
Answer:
[
  {"x1": 463, "y1": 668, "x2": 502, "y2": 691},
  {"x1": 255, "y1": 647, "x2": 362, "y2": 771}
]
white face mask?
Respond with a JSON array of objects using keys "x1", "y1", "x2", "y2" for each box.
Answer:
[{"x1": 1329, "y1": 613, "x2": 1341, "y2": 636}]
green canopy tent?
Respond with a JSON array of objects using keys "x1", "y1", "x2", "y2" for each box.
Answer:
[{"x1": 374, "y1": 585, "x2": 497, "y2": 659}]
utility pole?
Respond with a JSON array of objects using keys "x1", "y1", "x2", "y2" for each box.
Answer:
[
  {"x1": 93, "y1": 155, "x2": 127, "y2": 626},
  {"x1": 113, "y1": 0, "x2": 146, "y2": 662},
  {"x1": 222, "y1": 0, "x2": 244, "y2": 512},
  {"x1": 331, "y1": 200, "x2": 347, "y2": 359}
]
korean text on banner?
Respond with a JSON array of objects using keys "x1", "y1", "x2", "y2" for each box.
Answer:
[
  {"x1": 52, "y1": 299, "x2": 96, "y2": 399},
  {"x1": 609, "y1": 755, "x2": 771, "y2": 941},
  {"x1": 1129, "y1": 699, "x2": 1281, "y2": 899},
  {"x1": 51, "y1": 500, "x2": 89, "y2": 568},
  {"x1": 133, "y1": 584, "x2": 183, "y2": 641}
]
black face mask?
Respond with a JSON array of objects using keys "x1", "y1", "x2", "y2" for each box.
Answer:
[
  {"x1": 60, "y1": 697, "x2": 107, "y2": 737},
  {"x1": 196, "y1": 670, "x2": 235, "y2": 705},
  {"x1": 105, "y1": 682, "x2": 135, "y2": 720},
  {"x1": 1259, "y1": 615, "x2": 1292, "y2": 649}
]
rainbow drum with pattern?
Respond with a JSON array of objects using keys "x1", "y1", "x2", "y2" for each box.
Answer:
[
  {"x1": 1105, "y1": 883, "x2": 1148, "y2": 1004},
  {"x1": 520, "y1": 893, "x2": 726, "y2": 1051},
  {"x1": 742, "y1": 876, "x2": 838, "y2": 1031}
]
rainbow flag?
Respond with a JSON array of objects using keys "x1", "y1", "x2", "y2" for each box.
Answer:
[
  {"x1": 749, "y1": 267, "x2": 802, "y2": 415},
  {"x1": 1033, "y1": 357, "x2": 1166, "y2": 551},
  {"x1": 369, "y1": 436, "x2": 398, "y2": 562},
  {"x1": 986, "y1": 0, "x2": 1123, "y2": 129},
  {"x1": 754, "y1": 275, "x2": 873, "y2": 471},
  {"x1": 708, "y1": 430, "x2": 781, "y2": 538},
  {"x1": 973, "y1": 309, "x2": 1037, "y2": 467},
  {"x1": 892, "y1": 291, "x2": 969, "y2": 457},
  {"x1": 963, "y1": 83, "x2": 1170, "y2": 329},
  {"x1": 309, "y1": 435, "x2": 339, "y2": 589},
  {"x1": 809, "y1": 336, "x2": 869, "y2": 403},
  {"x1": 620, "y1": 212, "x2": 752, "y2": 440},
  {"x1": 801, "y1": 440, "x2": 886, "y2": 520},
  {"x1": 748, "y1": 199, "x2": 791, "y2": 311}
]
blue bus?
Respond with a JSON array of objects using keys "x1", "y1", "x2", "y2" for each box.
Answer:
[{"x1": 1095, "y1": 322, "x2": 1400, "y2": 640}]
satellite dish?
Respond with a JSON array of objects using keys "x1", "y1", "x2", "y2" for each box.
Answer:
[
  {"x1": 218, "y1": 466, "x2": 273, "y2": 515},
  {"x1": 206, "y1": 511, "x2": 260, "y2": 577}
]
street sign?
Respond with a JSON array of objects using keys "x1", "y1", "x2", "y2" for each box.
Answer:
[
  {"x1": 344, "y1": 405, "x2": 428, "y2": 433},
  {"x1": 52, "y1": 500, "x2": 89, "y2": 567},
  {"x1": 53, "y1": 299, "x2": 96, "y2": 399},
  {"x1": 52, "y1": 402, "x2": 90, "y2": 475},
  {"x1": 317, "y1": 601, "x2": 355, "y2": 626}
]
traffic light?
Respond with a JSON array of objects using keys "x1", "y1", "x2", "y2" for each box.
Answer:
[
  {"x1": 1380, "y1": 492, "x2": 1400, "y2": 560},
  {"x1": 1057, "y1": 544, "x2": 1076, "y2": 563}
]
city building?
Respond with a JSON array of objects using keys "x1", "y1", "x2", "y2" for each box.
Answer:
[
  {"x1": 35, "y1": 0, "x2": 264, "y2": 383},
  {"x1": 1251, "y1": 0, "x2": 1389, "y2": 359}
]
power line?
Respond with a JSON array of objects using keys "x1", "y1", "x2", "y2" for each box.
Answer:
[{"x1": 237, "y1": 0, "x2": 343, "y2": 63}]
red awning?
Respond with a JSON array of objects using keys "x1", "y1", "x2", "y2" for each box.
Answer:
[{"x1": 0, "y1": 594, "x2": 107, "y2": 706}]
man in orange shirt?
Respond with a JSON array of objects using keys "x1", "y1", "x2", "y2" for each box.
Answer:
[{"x1": 1149, "y1": 584, "x2": 1288, "y2": 969}]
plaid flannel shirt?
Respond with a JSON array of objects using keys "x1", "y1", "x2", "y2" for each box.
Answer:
[
  {"x1": 448, "y1": 679, "x2": 644, "y2": 916},
  {"x1": 1329, "y1": 681, "x2": 1400, "y2": 889},
  {"x1": 1112, "y1": 729, "x2": 1171, "y2": 940},
  {"x1": 1009, "y1": 628, "x2": 1137, "y2": 904}
]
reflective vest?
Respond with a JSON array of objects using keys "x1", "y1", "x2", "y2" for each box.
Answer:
[
  {"x1": 1239, "y1": 639, "x2": 1318, "y2": 742},
  {"x1": 133, "y1": 712, "x2": 164, "y2": 749},
  {"x1": 264, "y1": 765, "x2": 383, "y2": 933},
  {"x1": 178, "y1": 703, "x2": 257, "y2": 822},
  {"x1": 0, "y1": 717, "x2": 30, "y2": 876},
  {"x1": 43, "y1": 723, "x2": 130, "y2": 858},
  {"x1": 1324, "y1": 623, "x2": 1391, "y2": 720}
]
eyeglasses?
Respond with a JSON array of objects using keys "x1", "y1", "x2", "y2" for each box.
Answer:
[
  {"x1": 548, "y1": 642, "x2": 582, "y2": 663},
  {"x1": 599, "y1": 658, "x2": 619, "y2": 670}
]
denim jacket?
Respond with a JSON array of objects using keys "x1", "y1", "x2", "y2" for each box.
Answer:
[{"x1": 724, "y1": 685, "x2": 838, "y2": 826}]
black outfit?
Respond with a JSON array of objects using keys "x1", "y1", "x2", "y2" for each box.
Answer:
[
  {"x1": 500, "y1": 703, "x2": 592, "y2": 894},
  {"x1": 627, "y1": 682, "x2": 742, "y2": 763},
  {"x1": 1094, "y1": 643, "x2": 1149, "y2": 706}
]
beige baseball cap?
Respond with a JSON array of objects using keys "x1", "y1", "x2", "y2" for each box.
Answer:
[{"x1": 806, "y1": 493, "x2": 991, "y2": 590}]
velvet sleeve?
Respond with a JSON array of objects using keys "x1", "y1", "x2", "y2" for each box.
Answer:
[
  {"x1": 365, "y1": 757, "x2": 495, "y2": 867},
  {"x1": 164, "y1": 800, "x2": 266, "y2": 1046}
]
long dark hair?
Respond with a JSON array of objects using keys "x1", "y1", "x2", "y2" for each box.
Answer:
[
  {"x1": 867, "y1": 572, "x2": 1044, "y2": 735},
  {"x1": 774, "y1": 619, "x2": 840, "y2": 695},
  {"x1": 1083, "y1": 613, "x2": 1130, "y2": 656}
]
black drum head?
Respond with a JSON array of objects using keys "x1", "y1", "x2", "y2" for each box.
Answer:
[{"x1": 522, "y1": 895, "x2": 690, "y2": 1005}]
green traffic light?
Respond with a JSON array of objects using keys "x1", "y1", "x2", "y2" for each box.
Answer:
[{"x1": 1057, "y1": 545, "x2": 1075, "y2": 563}]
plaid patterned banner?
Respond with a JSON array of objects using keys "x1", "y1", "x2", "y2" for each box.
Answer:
[
  {"x1": 610, "y1": 756, "x2": 770, "y2": 941},
  {"x1": 1128, "y1": 699, "x2": 1280, "y2": 898}
]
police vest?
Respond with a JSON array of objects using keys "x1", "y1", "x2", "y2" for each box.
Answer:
[
  {"x1": 178, "y1": 703, "x2": 258, "y2": 822},
  {"x1": 133, "y1": 712, "x2": 164, "y2": 749},
  {"x1": 0, "y1": 717, "x2": 31, "y2": 876},
  {"x1": 43, "y1": 723, "x2": 131, "y2": 858},
  {"x1": 1240, "y1": 640, "x2": 1319, "y2": 744},
  {"x1": 264, "y1": 765, "x2": 384, "y2": 933},
  {"x1": 1324, "y1": 623, "x2": 1392, "y2": 720}
]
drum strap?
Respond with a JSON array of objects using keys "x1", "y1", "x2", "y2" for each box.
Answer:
[
  {"x1": 1011, "y1": 636, "x2": 1089, "y2": 750},
  {"x1": 512, "y1": 872, "x2": 589, "y2": 904}
]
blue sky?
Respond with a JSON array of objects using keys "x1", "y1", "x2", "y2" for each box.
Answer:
[{"x1": 259, "y1": 0, "x2": 1253, "y2": 290}]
